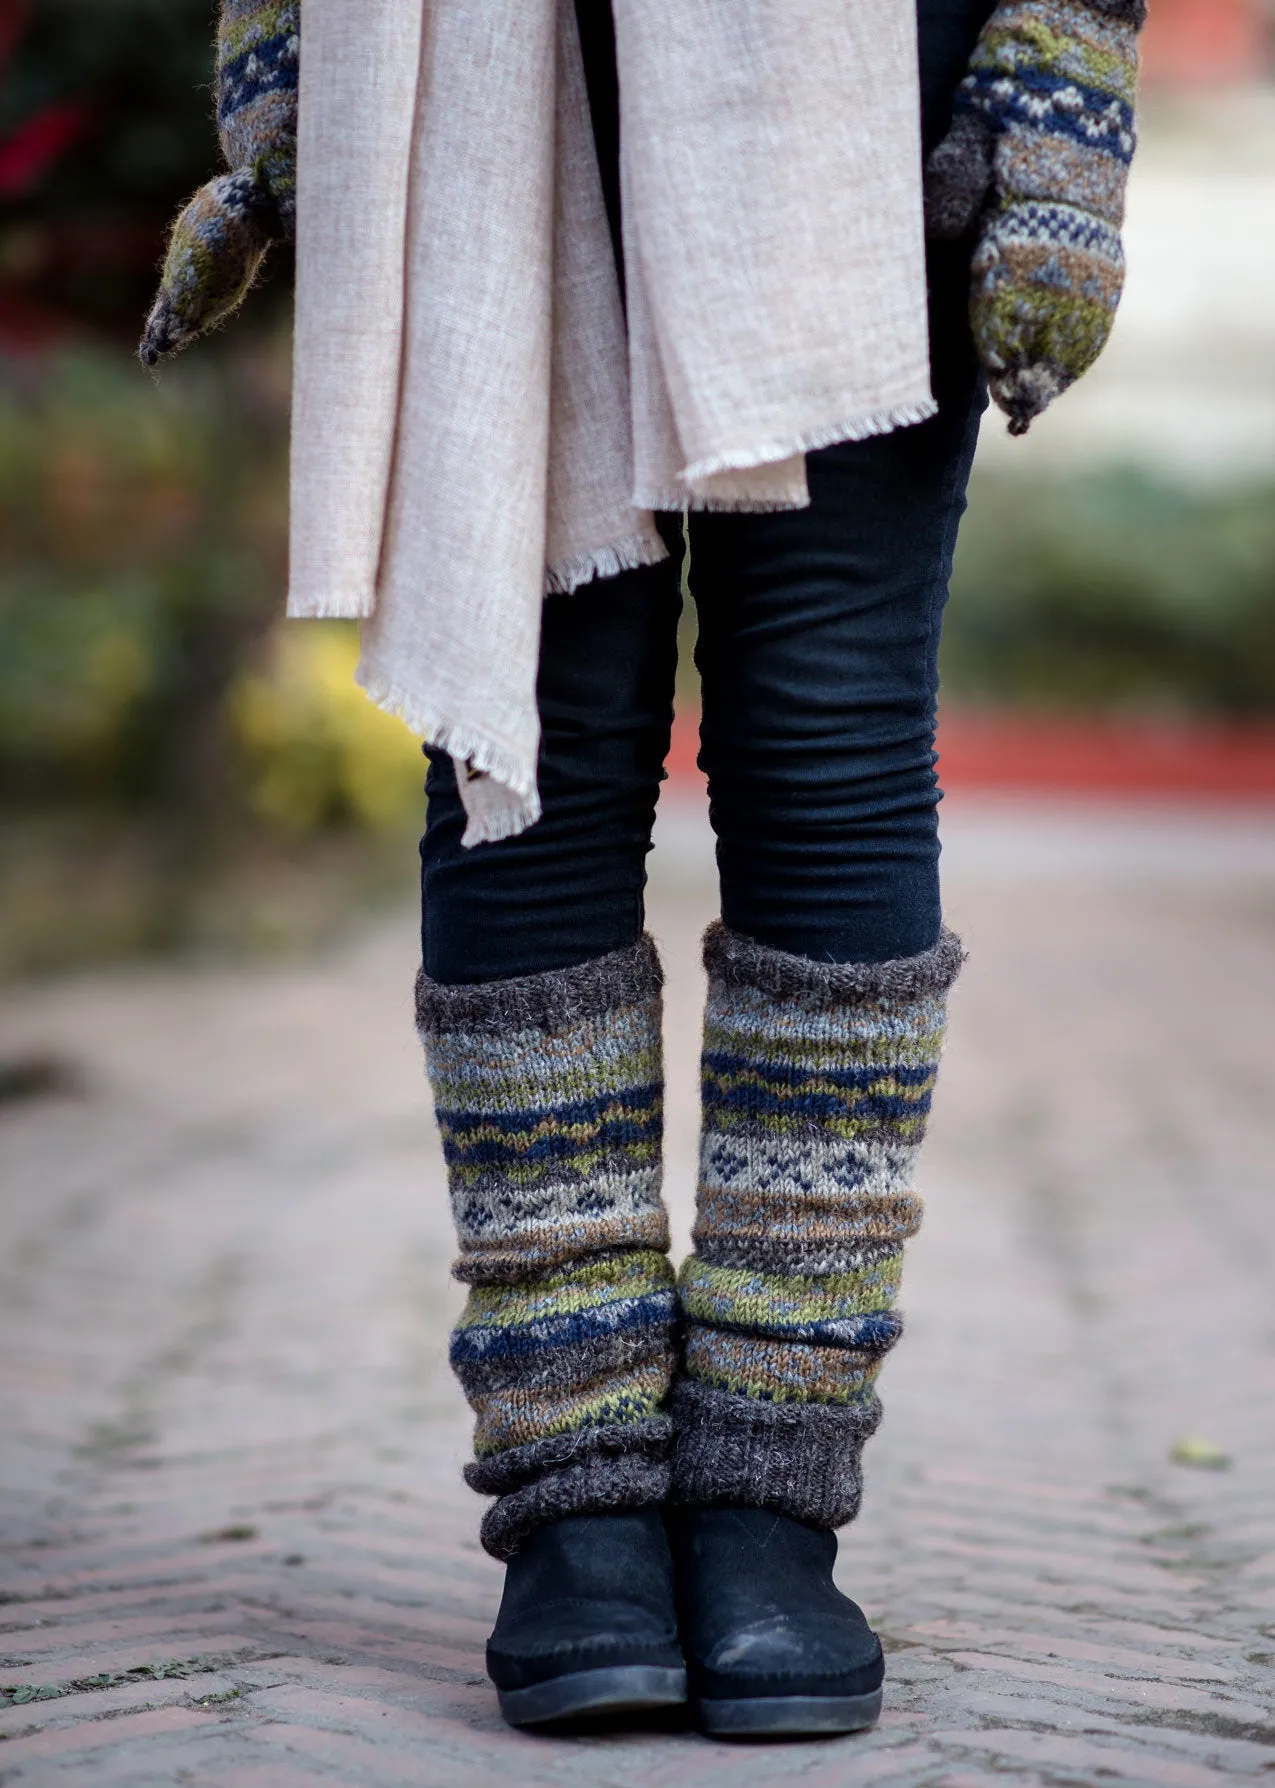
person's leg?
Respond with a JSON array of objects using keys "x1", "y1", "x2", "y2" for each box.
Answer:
[
  {"x1": 671, "y1": 0, "x2": 996, "y2": 1737},
  {"x1": 417, "y1": 544, "x2": 691, "y2": 1723}
]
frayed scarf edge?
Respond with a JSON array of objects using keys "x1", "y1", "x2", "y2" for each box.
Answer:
[
  {"x1": 353, "y1": 662, "x2": 541, "y2": 848},
  {"x1": 678, "y1": 396, "x2": 940, "y2": 487},
  {"x1": 545, "y1": 529, "x2": 668, "y2": 595}
]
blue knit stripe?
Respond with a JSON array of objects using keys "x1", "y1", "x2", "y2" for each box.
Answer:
[
  {"x1": 702, "y1": 1051, "x2": 936, "y2": 1093},
  {"x1": 219, "y1": 38, "x2": 299, "y2": 130},
  {"x1": 985, "y1": 201, "x2": 1124, "y2": 257},
  {"x1": 696, "y1": 1309, "x2": 903, "y2": 1351},
  {"x1": 701, "y1": 1081, "x2": 935, "y2": 1128},
  {"x1": 449, "y1": 1290, "x2": 678, "y2": 1366},
  {"x1": 437, "y1": 1084, "x2": 662, "y2": 1172},
  {"x1": 957, "y1": 69, "x2": 1135, "y2": 160}
]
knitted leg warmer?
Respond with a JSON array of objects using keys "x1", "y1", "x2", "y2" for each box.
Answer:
[
  {"x1": 416, "y1": 938, "x2": 677, "y2": 1560},
  {"x1": 671, "y1": 922, "x2": 964, "y2": 1528}
]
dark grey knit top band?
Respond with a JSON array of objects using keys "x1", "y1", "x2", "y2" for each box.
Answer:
[
  {"x1": 1086, "y1": 0, "x2": 1146, "y2": 23},
  {"x1": 464, "y1": 1417, "x2": 674, "y2": 1498},
  {"x1": 702, "y1": 922, "x2": 965, "y2": 1004},
  {"x1": 416, "y1": 934, "x2": 662, "y2": 1034}
]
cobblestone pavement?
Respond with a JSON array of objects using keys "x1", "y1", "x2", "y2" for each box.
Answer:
[{"x1": 2, "y1": 795, "x2": 1275, "y2": 1786}]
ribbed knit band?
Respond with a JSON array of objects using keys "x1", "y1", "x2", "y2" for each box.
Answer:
[
  {"x1": 671, "y1": 924, "x2": 961, "y2": 1529},
  {"x1": 419, "y1": 938, "x2": 675, "y2": 1557},
  {"x1": 1085, "y1": 0, "x2": 1146, "y2": 23},
  {"x1": 671, "y1": 1379, "x2": 880, "y2": 1529},
  {"x1": 466, "y1": 1420, "x2": 673, "y2": 1561}
]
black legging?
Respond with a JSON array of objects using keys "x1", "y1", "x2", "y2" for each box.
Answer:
[{"x1": 420, "y1": 0, "x2": 995, "y2": 984}]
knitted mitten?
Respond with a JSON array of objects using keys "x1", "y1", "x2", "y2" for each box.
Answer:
[
  {"x1": 925, "y1": 0, "x2": 1144, "y2": 433},
  {"x1": 417, "y1": 939, "x2": 678, "y2": 1560},
  {"x1": 139, "y1": 1, "x2": 300, "y2": 366},
  {"x1": 671, "y1": 923, "x2": 964, "y2": 1527}
]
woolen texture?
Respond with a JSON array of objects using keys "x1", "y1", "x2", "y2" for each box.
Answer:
[
  {"x1": 140, "y1": 1, "x2": 298, "y2": 364},
  {"x1": 469, "y1": 1426, "x2": 673, "y2": 1561},
  {"x1": 671, "y1": 924, "x2": 961, "y2": 1526},
  {"x1": 672, "y1": 1379, "x2": 882, "y2": 1530},
  {"x1": 924, "y1": 0, "x2": 1143, "y2": 432},
  {"x1": 290, "y1": 0, "x2": 935, "y2": 845},
  {"x1": 418, "y1": 939, "x2": 676, "y2": 1556}
]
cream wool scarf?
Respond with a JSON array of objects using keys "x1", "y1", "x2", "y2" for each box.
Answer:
[{"x1": 288, "y1": 0, "x2": 934, "y2": 845}]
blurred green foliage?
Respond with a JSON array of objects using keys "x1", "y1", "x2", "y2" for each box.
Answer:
[
  {"x1": 0, "y1": 345, "x2": 421, "y2": 975},
  {"x1": 944, "y1": 469, "x2": 1275, "y2": 714},
  {"x1": 1, "y1": 346, "x2": 1272, "y2": 975},
  {"x1": 0, "y1": 0, "x2": 289, "y2": 342},
  {"x1": 0, "y1": 344, "x2": 288, "y2": 810}
]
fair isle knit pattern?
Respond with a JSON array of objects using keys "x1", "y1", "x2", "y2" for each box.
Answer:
[
  {"x1": 416, "y1": 938, "x2": 677, "y2": 1559},
  {"x1": 140, "y1": 1, "x2": 299, "y2": 366},
  {"x1": 925, "y1": 0, "x2": 1143, "y2": 434},
  {"x1": 671, "y1": 923, "x2": 963, "y2": 1529}
]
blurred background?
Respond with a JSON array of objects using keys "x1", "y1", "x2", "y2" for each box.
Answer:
[{"x1": 0, "y1": 0, "x2": 1272, "y2": 977}]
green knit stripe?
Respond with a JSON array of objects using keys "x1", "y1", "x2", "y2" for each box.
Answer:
[
  {"x1": 458, "y1": 1250, "x2": 674, "y2": 1334},
  {"x1": 679, "y1": 1256, "x2": 904, "y2": 1335},
  {"x1": 470, "y1": 1361, "x2": 673, "y2": 1458},
  {"x1": 973, "y1": 0, "x2": 1139, "y2": 101}
]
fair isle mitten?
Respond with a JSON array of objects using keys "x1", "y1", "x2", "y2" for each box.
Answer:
[
  {"x1": 139, "y1": 1, "x2": 300, "y2": 366},
  {"x1": 926, "y1": 0, "x2": 1144, "y2": 433},
  {"x1": 671, "y1": 923, "x2": 964, "y2": 1526},
  {"x1": 416, "y1": 939, "x2": 678, "y2": 1560}
]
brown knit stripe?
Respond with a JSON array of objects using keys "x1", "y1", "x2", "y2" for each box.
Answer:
[
  {"x1": 453, "y1": 1208, "x2": 670, "y2": 1285},
  {"x1": 693, "y1": 1184, "x2": 923, "y2": 1251},
  {"x1": 996, "y1": 125, "x2": 1131, "y2": 224},
  {"x1": 684, "y1": 1328, "x2": 888, "y2": 1407}
]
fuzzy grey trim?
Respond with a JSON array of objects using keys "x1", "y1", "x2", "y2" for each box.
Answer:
[
  {"x1": 479, "y1": 1453, "x2": 671, "y2": 1561},
  {"x1": 670, "y1": 1379, "x2": 882, "y2": 1531},
  {"x1": 416, "y1": 934, "x2": 662, "y2": 1036},
  {"x1": 703, "y1": 922, "x2": 965, "y2": 1006},
  {"x1": 467, "y1": 1419, "x2": 675, "y2": 1560},
  {"x1": 465, "y1": 1416, "x2": 673, "y2": 1497}
]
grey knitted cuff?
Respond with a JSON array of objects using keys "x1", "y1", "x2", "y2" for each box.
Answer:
[
  {"x1": 467, "y1": 1419, "x2": 674, "y2": 1560},
  {"x1": 1086, "y1": 0, "x2": 1146, "y2": 23},
  {"x1": 416, "y1": 934, "x2": 662, "y2": 1037},
  {"x1": 703, "y1": 922, "x2": 964, "y2": 1006},
  {"x1": 669, "y1": 1379, "x2": 882, "y2": 1531},
  {"x1": 925, "y1": 110, "x2": 995, "y2": 241}
]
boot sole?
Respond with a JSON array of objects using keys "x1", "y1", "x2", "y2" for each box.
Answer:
[
  {"x1": 696, "y1": 1686, "x2": 883, "y2": 1738},
  {"x1": 498, "y1": 1664, "x2": 689, "y2": 1727}
]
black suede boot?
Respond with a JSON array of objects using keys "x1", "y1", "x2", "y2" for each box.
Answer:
[
  {"x1": 486, "y1": 1509, "x2": 688, "y2": 1727},
  {"x1": 675, "y1": 1507, "x2": 884, "y2": 1738}
]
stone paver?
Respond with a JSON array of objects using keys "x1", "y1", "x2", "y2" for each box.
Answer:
[{"x1": 2, "y1": 792, "x2": 1274, "y2": 1785}]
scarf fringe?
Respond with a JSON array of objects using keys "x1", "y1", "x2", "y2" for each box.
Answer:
[
  {"x1": 634, "y1": 484, "x2": 809, "y2": 515},
  {"x1": 545, "y1": 529, "x2": 668, "y2": 595},
  {"x1": 678, "y1": 398, "x2": 940, "y2": 486},
  {"x1": 354, "y1": 661, "x2": 541, "y2": 847},
  {"x1": 287, "y1": 590, "x2": 377, "y2": 621}
]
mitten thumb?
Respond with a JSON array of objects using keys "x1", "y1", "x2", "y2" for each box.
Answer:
[
  {"x1": 924, "y1": 111, "x2": 995, "y2": 241},
  {"x1": 138, "y1": 169, "x2": 275, "y2": 367}
]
